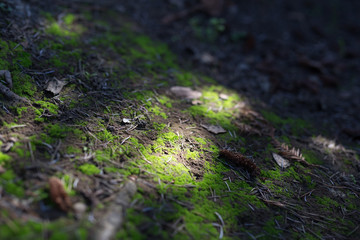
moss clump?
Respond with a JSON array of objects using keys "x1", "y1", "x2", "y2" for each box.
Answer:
[
  {"x1": 261, "y1": 110, "x2": 312, "y2": 136},
  {"x1": 34, "y1": 100, "x2": 59, "y2": 115},
  {"x1": 175, "y1": 71, "x2": 199, "y2": 87},
  {"x1": 45, "y1": 124, "x2": 69, "y2": 139},
  {"x1": 0, "y1": 170, "x2": 25, "y2": 197},
  {"x1": 79, "y1": 163, "x2": 100, "y2": 175},
  {"x1": 149, "y1": 105, "x2": 168, "y2": 119},
  {"x1": 0, "y1": 152, "x2": 11, "y2": 165},
  {"x1": 314, "y1": 196, "x2": 339, "y2": 210},
  {"x1": 302, "y1": 149, "x2": 323, "y2": 164}
]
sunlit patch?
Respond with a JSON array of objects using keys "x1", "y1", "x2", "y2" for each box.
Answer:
[{"x1": 44, "y1": 13, "x2": 86, "y2": 38}]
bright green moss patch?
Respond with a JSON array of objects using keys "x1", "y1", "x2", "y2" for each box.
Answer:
[
  {"x1": 79, "y1": 163, "x2": 100, "y2": 175},
  {"x1": 0, "y1": 152, "x2": 11, "y2": 165},
  {"x1": 158, "y1": 95, "x2": 173, "y2": 108},
  {"x1": 193, "y1": 137, "x2": 207, "y2": 145},
  {"x1": 34, "y1": 100, "x2": 59, "y2": 115},
  {"x1": 187, "y1": 85, "x2": 242, "y2": 131},
  {"x1": 149, "y1": 105, "x2": 168, "y2": 119}
]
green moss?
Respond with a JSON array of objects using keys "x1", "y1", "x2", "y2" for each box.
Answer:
[
  {"x1": 261, "y1": 110, "x2": 312, "y2": 136},
  {"x1": 0, "y1": 170, "x2": 25, "y2": 197},
  {"x1": 12, "y1": 73, "x2": 36, "y2": 97},
  {"x1": 152, "y1": 122, "x2": 166, "y2": 131},
  {"x1": 149, "y1": 105, "x2": 168, "y2": 119},
  {"x1": 46, "y1": 124, "x2": 69, "y2": 139},
  {"x1": 78, "y1": 163, "x2": 100, "y2": 175},
  {"x1": 193, "y1": 137, "x2": 207, "y2": 145},
  {"x1": 175, "y1": 71, "x2": 199, "y2": 87},
  {"x1": 95, "y1": 150, "x2": 110, "y2": 162},
  {"x1": 302, "y1": 149, "x2": 323, "y2": 164},
  {"x1": 34, "y1": 100, "x2": 59, "y2": 115},
  {"x1": 263, "y1": 216, "x2": 283, "y2": 238},
  {"x1": 158, "y1": 95, "x2": 172, "y2": 108},
  {"x1": 314, "y1": 195, "x2": 339, "y2": 210},
  {"x1": 0, "y1": 152, "x2": 11, "y2": 165},
  {"x1": 64, "y1": 14, "x2": 76, "y2": 25}
]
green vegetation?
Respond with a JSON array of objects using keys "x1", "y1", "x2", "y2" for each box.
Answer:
[{"x1": 78, "y1": 163, "x2": 101, "y2": 175}]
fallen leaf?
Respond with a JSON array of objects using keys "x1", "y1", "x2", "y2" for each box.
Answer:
[
  {"x1": 272, "y1": 152, "x2": 291, "y2": 169},
  {"x1": 201, "y1": 124, "x2": 226, "y2": 134},
  {"x1": 48, "y1": 177, "x2": 72, "y2": 212},
  {"x1": 170, "y1": 86, "x2": 202, "y2": 100},
  {"x1": 122, "y1": 118, "x2": 132, "y2": 124},
  {"x1": 45, "y1": 78, "x2": 67, "y2": 95}
]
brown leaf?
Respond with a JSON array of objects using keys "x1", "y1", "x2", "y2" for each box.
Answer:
[
  {"x1": 201, "y1": 124, "x2": 226, "y2": 134},
  {"x1": 48, "y1": 177, "x2": 72, "y2": 212}
]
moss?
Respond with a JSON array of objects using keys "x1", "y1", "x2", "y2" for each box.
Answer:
[
  {"x1": 45, "y1": 13, "x2": 84, "y2": 38},
  {"x1": 34, "y1": 100, "x2": 59, "y2": 115},
  {"x1": 152, "y1": 122, "x2": 167, "y2": 131},
  {"x1": 0, "y1": 170, "x2": 25, "y2": 197},
  {"x1": 193, "y1": 137, "x2": 207, "y2": 145},
  {"x1": 314, "y1": 195, "x2": 339, "y2": 210},
  {"x1": 187, "y1": 85, "x2": 242, "y2": 131},
  {"x1": 263, "y1": 216, "x2": 283, "y2": 238},
  {"x1": 0, "y1": 152, "x2": 11, "y2": 165},
  {"x1": 261, "y1": 110, "x2": 312, "y2": 136},
  {"x1": 158, "y1": 95, "x2": 172, "y2": 108},
  {"x1": 149, "y1": 105, "x2": 168, "y2": 119},
  {"x1": 175, "y1": 71, "x2": 199, "y2": 87},
  {"x1": 302, "y1": 149, "x2": 323, "y2": 164},
  {"x1": 12, "y1": 73, "x2": 36, "y2": 97},
  {"x1": 46, "y1": 124, "x2": 69, "y2": 139},
  {"x1": 95, "y1": 150, "x2": 110, "y2": 162},
  {"x1": 78, "y1": 163, "x2": 100, "y2": 175}
]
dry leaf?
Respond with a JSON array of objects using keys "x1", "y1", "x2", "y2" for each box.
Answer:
[
  {"x1": 45, "y1": 78, "x2": 67, "y2": 95},
  {"x1": 201, "y1": 124, "x2": 226, "y2": 134},
  {"x1": 170, "y1": 86, "x2": 202, "y2": 100},
  {"x1": 272, "y1": 152, "x2": 290, "y2": 169},
  {"x1": 48, "y1": 177, "x2": 72, "y2": 212}
]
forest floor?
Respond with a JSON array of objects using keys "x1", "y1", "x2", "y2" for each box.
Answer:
[{"x1": 0, "y1": 0, "x2": 360, "y2": 239}]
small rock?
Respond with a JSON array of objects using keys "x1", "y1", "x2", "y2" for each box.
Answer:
[
  {"x1": 201, "y1": 124, "x2": 226, "y2": 134},
  {"x1": 73, "y1": 202, "x2": 87, "y2": 217},
  {"x1": 170, "y1": 86, "x2": 202, "y2": 100},
  {"x1": 219, "y1": 93, "x2": 229, "y2": 100}
]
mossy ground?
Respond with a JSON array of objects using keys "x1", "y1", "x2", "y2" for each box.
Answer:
[{"x1": 0, "y1": 3, "x2": 359, "y2": 240}]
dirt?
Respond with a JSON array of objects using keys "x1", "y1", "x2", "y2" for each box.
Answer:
[{"x1": 0, "y1": 0, "x2": 360, "y2": 239}]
